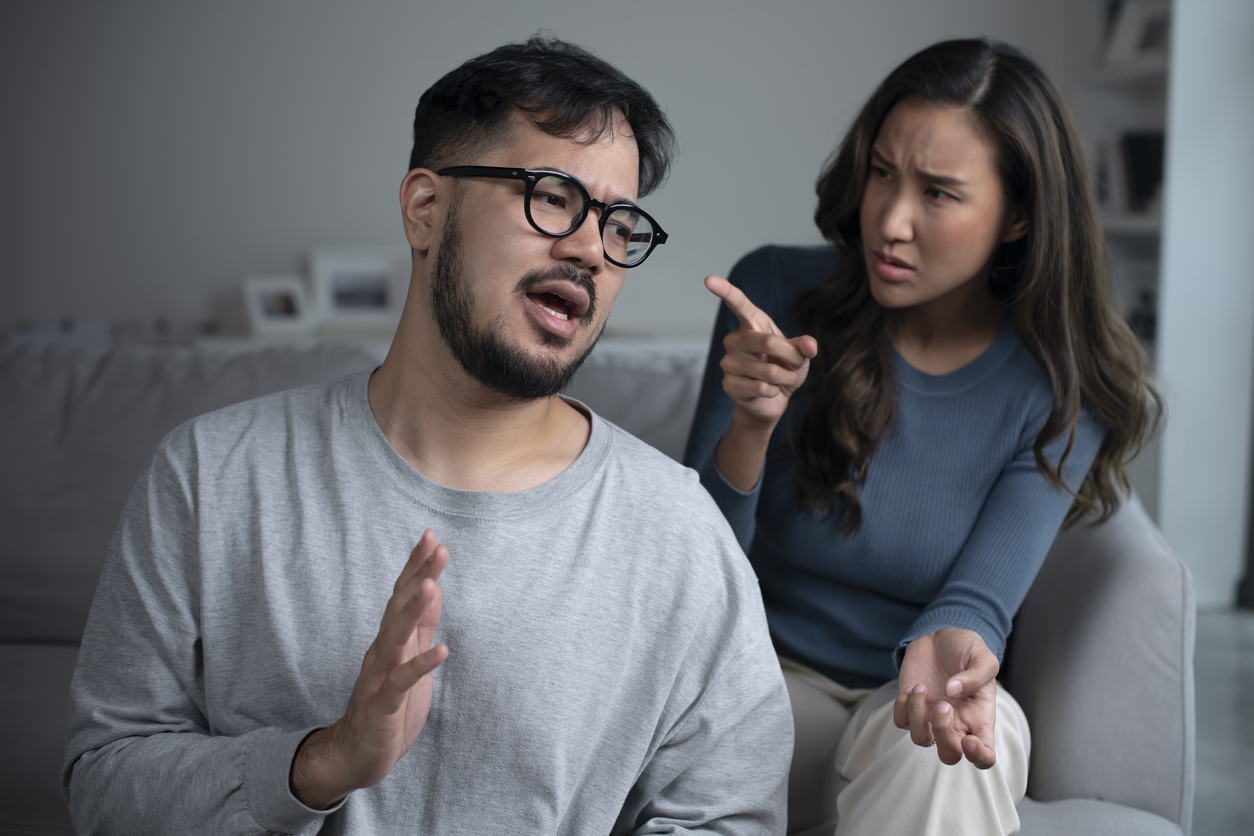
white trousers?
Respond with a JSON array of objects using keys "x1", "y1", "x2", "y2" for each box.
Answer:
[{"x1": 781, "y1": 657, "x2": 1030, "y2": 836}]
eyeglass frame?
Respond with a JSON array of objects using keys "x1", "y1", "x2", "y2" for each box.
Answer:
[{"x1": 435, "y1": 165, "x2": 668, "y2": 268}]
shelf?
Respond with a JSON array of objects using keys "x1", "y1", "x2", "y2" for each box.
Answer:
[
  {"x1": 1082, "y1": 55, "x2": 1169, "y2": 96},
  {"x1": 1101, "y1": 212, "x2": 1161, "y2": 237}
]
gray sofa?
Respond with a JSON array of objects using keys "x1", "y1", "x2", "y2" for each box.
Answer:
[{"x1": 0, "y1": 339, "x2": 1193, "y2": 835}]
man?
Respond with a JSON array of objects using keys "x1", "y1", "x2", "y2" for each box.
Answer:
[{"x1": 63, "y1": 36, "x2": 792, "y2": 835}]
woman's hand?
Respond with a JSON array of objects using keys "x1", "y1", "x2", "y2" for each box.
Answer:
[
  {"x1": 706, "y1": 275, "x2": 818, "y2": 429},
  {"x1": 705, "y1": 275, "x2": 818, "y2": 491},
  {"x1": 893, "y1": 628, "x2": 1000, "y2": 769}
]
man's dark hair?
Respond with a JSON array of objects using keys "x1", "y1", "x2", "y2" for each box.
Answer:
[{"x1": 408, "y1": 34, "x2": 676, "y2": 197}]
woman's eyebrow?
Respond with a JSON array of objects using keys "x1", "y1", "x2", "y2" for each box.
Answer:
[
  {"x1": 917, "y1": 169, "x2": 967, "y2": 188},
  {"x1": 871, "y1": 147, "x2": 966, "y2": 187}
]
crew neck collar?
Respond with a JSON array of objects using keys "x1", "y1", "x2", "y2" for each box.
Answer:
[
  {"x1": 343, "y1": 371, "x2": 610, "y2": 518},
  {"x1": 890, "y1": 319, "x2": 1019, "y2": 395}
]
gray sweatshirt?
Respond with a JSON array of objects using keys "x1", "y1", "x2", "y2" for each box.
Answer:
[{"x1": 63, "y1": 371, "x2": 792, "y2": 835}]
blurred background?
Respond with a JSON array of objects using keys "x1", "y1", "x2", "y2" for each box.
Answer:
[{"x1": 1, "y1": 0, "x2": 1250, "y2": 829}]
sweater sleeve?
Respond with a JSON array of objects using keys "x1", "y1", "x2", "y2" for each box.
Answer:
[
  {"x1": 894, "y1": 407, "x2": 1106, "y2": 666},
  {"x1": 682, "y1": 247, "x2": 786, "y2": 551},
  {"x1": 62, "y1": 435, "x2": 344, "y2": 835}
]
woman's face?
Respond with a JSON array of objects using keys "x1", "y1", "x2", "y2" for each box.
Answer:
[{"x1": 859, "y1": 98, "x2": 1026, "y2": 313}]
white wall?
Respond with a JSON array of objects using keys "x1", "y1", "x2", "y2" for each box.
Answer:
[
  {"x1": 0, "y1": 0, "x2": 1073, "y2": 337},
  {"x1": 1157, "y1": 0, "x2": 1254, "y2": 608}
]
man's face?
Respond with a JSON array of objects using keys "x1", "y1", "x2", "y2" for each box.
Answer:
[{"x1": 428, "y1": 114, "x2": 639, "y2": 401}]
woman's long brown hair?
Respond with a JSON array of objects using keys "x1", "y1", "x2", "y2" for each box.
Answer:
[{"x1": 796, "y1": 38, "x2": 1160, "y2": 533}]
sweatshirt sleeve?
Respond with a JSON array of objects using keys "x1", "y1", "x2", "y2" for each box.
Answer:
[
  {"x1": 62, "y1": 435, "x2": 343, "y2": 835},
  {"x1": 612, "y1": 516, "x2": 792, "y2": 835},
  {"x1": 894, "y1": 406, "x2": 1106, "y2": 666},
  {"x1": 620, "y1": 634, "x2": 792, "y2": 836}
]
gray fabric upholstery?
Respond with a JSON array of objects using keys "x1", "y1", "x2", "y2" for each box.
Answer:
[
  {"x1": 0, "y1": 342, "x2": 379, "y2": 642},
  {"x1": 1006, "y1": 495, "x2": 1196, "y2": 833},
  {"x1": 564, "y1": 340, "x2": 707, "y2": 462},
  {"x1": 0, "y1": 643, "x2": 78, "y2": 835},
  {"x1": 0, "y1": 340, "x2": 1196, "y2": 834},
  {"x1": 1017, "y1": 796, "x2": 1185, "y2": 835}
]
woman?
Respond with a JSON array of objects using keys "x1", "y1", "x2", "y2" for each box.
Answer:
[{"x1": 683, "y1": 38, "x2": 1158, "y2": 836}]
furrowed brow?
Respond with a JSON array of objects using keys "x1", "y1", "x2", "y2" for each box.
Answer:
[
  {"x1": 916, "y1": 169, "x2": 968, "y2": 188},
  {"x1": 540, "y1": 166, "x2": 637, "y2": 207}
]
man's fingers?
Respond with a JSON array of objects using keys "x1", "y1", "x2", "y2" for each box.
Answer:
[
  {"x1": 393, "y1": 529, "x2": 438, "y2": 593},
  {"x1": 390, "y1": 545, "x2": 449, "y2": 614},
  {"x1": 704, "y1": 275, "x2": 777, "y2": 334},
  {"x1": 931, "y1": 701, "x2": 964, "y2": 765},
  {"x1": 380, "y1": 644, "x2": 449, "y2": 700},
  {"x1": 377, "y1": 578, "x2": 442, "y2": 656}
]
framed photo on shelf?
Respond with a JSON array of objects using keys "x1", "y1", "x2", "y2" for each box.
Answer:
[
  {"x1": 309, "y1": 247, "x2": 410, "y2": 330},
  {"x1": 242, "y1": 275, "x2": 315, "y2": 337},
  {"x1": 1102, "y1": 0, "x2": 1171, "y2": 67}
]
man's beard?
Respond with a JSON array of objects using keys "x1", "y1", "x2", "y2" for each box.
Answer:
[{"x1": 430, "y1": 203, "x2": 604, "y2": 402}]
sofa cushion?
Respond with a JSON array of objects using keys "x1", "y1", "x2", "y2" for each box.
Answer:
[
  {"x1": 0, "y1": 642, "x2": 79, "y2": 835},
  {"x1": 1017, "y1": 796, "x2": 1184, "y2": 836},
  {"x1": 0, "y1": 342, "x2": 379, "y2": 642}
]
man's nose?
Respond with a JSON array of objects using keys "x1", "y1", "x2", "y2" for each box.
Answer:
[{"x1": 550, "y1": 210, "x2": 605, "y2": 273}]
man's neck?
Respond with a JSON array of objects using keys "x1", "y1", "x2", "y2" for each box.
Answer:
[{"x1": 367, "y1": 323, "x2": 591, "y2": 493}]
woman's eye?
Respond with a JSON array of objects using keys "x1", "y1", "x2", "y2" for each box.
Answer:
[
  {"x1": 870, "y1": 165, "x2": 891, "y2": 180},
  {"x1": 925, "y1": 187, "x2": 954, "y2": 201}
]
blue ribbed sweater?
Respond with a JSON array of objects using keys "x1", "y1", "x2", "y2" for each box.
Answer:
[{"x1": 683, "y1": 245, "x2": 1104, "y2": 687}]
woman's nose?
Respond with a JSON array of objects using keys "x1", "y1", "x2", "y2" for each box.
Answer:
[{"x1": 878, "y1": 190, "x2": 915, "y2": 244}]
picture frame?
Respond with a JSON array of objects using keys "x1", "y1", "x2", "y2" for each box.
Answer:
[
  {"x1": 242, "y1": 275, "x2": 315, "y2": 337},
  {"x1": 309, "y1": 247, "x2": 410, "y2": 331},
  {"x1": 1102, "y1": 0, "x2": 1171, "y2": 66}
]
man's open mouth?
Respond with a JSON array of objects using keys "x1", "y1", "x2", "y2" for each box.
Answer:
[
  {"x1": 530, "y1": 291, "x2": 575, "y2": 321},
  {"x1": 524, "y1": 281, "x2": 591, "y2": 322}
]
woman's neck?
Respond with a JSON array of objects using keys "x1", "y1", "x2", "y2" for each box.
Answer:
[{"x1": 888, "y1": 280, "x2": 1004, "y2": 376}]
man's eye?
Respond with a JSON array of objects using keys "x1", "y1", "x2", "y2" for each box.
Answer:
[
  {"x1": 608, "y1": 222, "x2": 631, "y2": 242},
  {"x1": 535, "y1": 192, "x2": 567, "y2": 209},
  {"x1": 925, "y1": 187, "x2": 954, "y2": 200}
]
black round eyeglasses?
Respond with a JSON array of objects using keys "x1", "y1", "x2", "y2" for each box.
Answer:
[{"x1": 436, "y1": 166, "x2": 667, "y2": 268}]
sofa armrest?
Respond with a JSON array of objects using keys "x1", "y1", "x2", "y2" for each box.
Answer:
[{"x1": 1004, "y1": 495, "x2": 1195, "y2": 833}]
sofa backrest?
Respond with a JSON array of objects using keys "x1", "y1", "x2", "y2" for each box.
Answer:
[
  {"x1": 1004, "y1": 495, "x2": 1195, "y2": 831},
  {"x1": 0, "y1": 338, "x2": 710, "y2": 644},
  {"x1": 0, "y1": 342, "x2": 380, "y2": 642}
]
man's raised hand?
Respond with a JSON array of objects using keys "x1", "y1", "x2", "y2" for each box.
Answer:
[{"x1": 290, "y1": 530, "x2": 449, "y2": 809}]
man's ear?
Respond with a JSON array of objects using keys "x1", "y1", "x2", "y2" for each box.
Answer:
[
  {"x1": 400, "y1": 168, "x2": 443, "y2": 253},
  {"x1": 1001, "y1": 204, "x2": 1030, "y2": 243}
]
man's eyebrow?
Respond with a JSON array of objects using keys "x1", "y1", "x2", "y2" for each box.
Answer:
[
  {"x1": 540, "y1": 165, "x2": 637, "y2": 207},
  {"x1": 869, "y1": 148, "x2": 967, "y2": 188}
]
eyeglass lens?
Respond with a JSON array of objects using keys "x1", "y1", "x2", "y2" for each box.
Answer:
[{"x1": 530, "y1": 175, "x2": 655, "y2": 266}]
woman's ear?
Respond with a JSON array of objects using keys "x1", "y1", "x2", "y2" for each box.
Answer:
[
  {"x1": 1001, "y1": 204, "x2": 1030, "y2": 243},
  {"x1": 400, "y1": 168, "x2": 442, "y2": 253}
]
